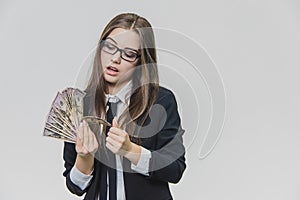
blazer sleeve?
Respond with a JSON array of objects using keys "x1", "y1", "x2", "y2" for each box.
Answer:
[
  {"x1": 63, "y1": 142, "x2": 92, "y2": 196},
  {"x1": 147, "y1": 89, "x2": 186, "y2": 183}
]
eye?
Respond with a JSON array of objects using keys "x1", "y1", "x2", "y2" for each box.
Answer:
[
  {"x1": 104, "y1": 42, "x2": 116, "y2": 51},
  {"x1": 124, "y1": 50, "x2": 138, "y2": 58}
]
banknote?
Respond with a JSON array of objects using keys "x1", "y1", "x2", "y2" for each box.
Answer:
[
  {"x1": 43, "y1": 87, "x2": 111, "y2": 143},
  {"x1": 43, "y1": 87, "x2": 86, "y2": 143}
]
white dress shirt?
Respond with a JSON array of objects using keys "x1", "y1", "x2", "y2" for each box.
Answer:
[{"x1": 70, "y1": 81, "x2": 152, "y2": 200}]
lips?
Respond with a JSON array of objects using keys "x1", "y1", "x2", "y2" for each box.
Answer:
[
  {"x1": 107, "y1": 66, "x2": 119, "y2": 72},
  {"x1": 106, "y1": 66, "x2": 119, "y2": 76}
]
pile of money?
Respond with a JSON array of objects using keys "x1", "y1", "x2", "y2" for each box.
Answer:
[{"x1": 43, "y1": 88, "x2": 86, "y2": 143}]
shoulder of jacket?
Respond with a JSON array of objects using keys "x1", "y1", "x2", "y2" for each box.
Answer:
[{"x1": 156, "y1": 86, "x2": 176, "y2": 103}]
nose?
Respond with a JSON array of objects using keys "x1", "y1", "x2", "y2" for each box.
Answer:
[{"x1": 111, "y1": 50, "x2": 121, "y2": 64}]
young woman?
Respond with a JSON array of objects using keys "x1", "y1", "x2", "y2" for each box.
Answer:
[{"x1": 63, "y1": 13, "x2": 186, "y2": 200}]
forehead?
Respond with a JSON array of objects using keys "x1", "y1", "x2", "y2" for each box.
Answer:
[{"x1": 107, "y1": 28, "x2": 140, "y2": 49}]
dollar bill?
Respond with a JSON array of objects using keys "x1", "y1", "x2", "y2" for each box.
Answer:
[{"x1": 43, "y1": 87, "x2": 86, "y2": 143}]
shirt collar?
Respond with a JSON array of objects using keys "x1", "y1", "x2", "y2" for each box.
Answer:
[{"x1": 105, "y1": 81, "x2": 132, "y2": 105}]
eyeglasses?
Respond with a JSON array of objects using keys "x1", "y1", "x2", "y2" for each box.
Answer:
[{"x1": 101, "y1": 40, "x2": 141, "y2": 62}]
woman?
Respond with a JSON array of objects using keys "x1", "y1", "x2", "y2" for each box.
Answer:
[{"x1": 63, "y1": 13, "x2": 186, "y2": 200}]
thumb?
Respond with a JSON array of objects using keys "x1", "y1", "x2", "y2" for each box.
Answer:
[{"x1": 112, "y1": 117, "x2": 119, "y2": 128}]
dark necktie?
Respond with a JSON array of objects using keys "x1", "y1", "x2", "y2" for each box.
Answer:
[{"x1": 100, "y1": 100, "x2": 118, "y2": 200}]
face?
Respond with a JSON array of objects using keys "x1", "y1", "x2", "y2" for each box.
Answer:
[{"x1": 101, "y1": 28, "x2": 140, "y2": 91}]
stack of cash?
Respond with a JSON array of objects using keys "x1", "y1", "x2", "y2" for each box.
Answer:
[{"x1": 43, "y1": 88, "x2": 86, "y2": 143}]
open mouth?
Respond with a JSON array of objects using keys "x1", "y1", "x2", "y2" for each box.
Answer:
[{"x1": 107, "y1": 66, "x2": 119, "y2": 72}]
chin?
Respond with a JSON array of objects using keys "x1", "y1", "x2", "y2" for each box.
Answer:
[
  {"x1": 103, "y1": 74, "x2": 116, "y2": 82},
  {"x1": 104, "y1": 79, "x2": 117, "y2": 86}
]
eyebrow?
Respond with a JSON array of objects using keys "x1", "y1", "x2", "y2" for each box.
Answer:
[
  {"x1": 106, "y1": 37, "x2": 117, "y2": 44},
  {"x1": 106, "y1": 37, "x2": 140, "y2": 52}
]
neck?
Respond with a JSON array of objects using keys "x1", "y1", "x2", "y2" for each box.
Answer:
[{"x1": 107, "y1": 81, "x2": 128, "y2": 95}]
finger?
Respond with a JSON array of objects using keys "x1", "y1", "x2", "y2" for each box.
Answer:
[
  {"x1": 87, "y1": 127, "x2": 95, "y2": 152},
  {"x1": 106, "y1": 136, "x2": 116, "y2": 147},
  {"x1": 76, "y1": 132, "x2": 82, "y2": 145},
  {"x1": 108, "y1": 131, "x2": 124, "y2": 143},
  {"x1": 106, "y1": 136, "x2": 122, "y2": 152},
  {"x1": 107, "y1": 135, "x2": 123, "y2": 151},
  {"x1": 83, "y1": 120, "x2": 89, "y2": 150},
  {"x1": 76, "y1": 123, "x2": 84, "y2": 148},
  {"x1": 106, "y1": 140, "x2": 117, "y2": 154},
  {"x1": 77, "y1": 122, "x2": 84, "y2": 139},
  {"x1": 112, "y1": 117, "x2": 119, "y2": 128},
  {"x1": 76, "y1": 132, "x2": 83, "y2": 151},
  {"x1": 109, "y1": 127, "x2": 127, "y2": 137}
]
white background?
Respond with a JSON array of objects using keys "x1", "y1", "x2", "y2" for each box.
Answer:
[{"x1": 1, "y1": 0, "x2": 300, "y2": 199}]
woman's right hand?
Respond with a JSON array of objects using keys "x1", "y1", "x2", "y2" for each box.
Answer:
[{"x1": 75, "y1": 120, "x2": 99, "y2": 157}]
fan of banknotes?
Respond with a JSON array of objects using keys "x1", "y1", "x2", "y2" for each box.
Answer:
[{"x1": 43, "y1": 87, "x2": 111, "y2": 143}]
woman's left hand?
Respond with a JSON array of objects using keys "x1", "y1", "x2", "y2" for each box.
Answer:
[
  {"x1": 106, "y1": 118, "x2": 133, "y2": 156},
  {"x1": 106, "y1": 118, "x2": 142, "y2": 165}
]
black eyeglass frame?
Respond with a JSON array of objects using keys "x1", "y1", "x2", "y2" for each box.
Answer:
[{"x1": 100, "y1": 40, "x2": 141, "y2": 62}]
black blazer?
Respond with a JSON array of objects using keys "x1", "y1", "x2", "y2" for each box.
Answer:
[{"x1": 63, "y1": 87, "x2": 186, "y2": 200}]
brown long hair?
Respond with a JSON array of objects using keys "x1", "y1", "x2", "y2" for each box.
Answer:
[{"x1": 84, "y1": 13, "x2": 159, "y2": 139}]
